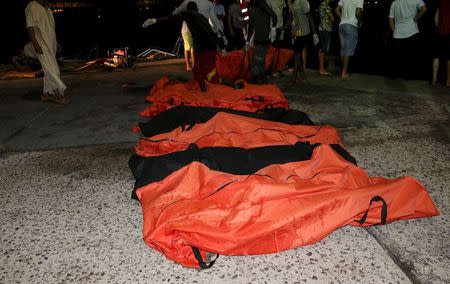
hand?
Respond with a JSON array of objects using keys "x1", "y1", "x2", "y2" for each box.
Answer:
[
  {"x1": 313, "y1": 34, "x2": 320, "y2": 46},
  {"x1": 221, "y1": 35, "x2": 228, "y2": 47},
  {"x1": 269, "y1": 27, "x2": 277, "y2": 42},
  {"x1": 34, "y1": 43, "x2": 43, "y2": 54},
  {"x1": 244, "y1": 42, "x2": 250, "y2": 52},
  {"x1": 142, "y1": 18, "x2": 157, "y2": 28}
]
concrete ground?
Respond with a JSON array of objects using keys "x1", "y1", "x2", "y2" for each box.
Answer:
[{"x1": 0, "y1": 64, "x2": 449, "y2": 284}]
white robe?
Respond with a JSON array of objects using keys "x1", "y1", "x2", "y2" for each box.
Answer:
[{"x1": 24, "y1": 1, "x2": 66, "y2": 95}]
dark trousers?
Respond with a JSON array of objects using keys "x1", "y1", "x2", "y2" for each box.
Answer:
[{"x1": 391, "y1": 33, "x2": 421, "y2": 79}]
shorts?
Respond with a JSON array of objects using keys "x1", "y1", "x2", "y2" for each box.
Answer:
[
  {"x1": 182, "y1": 31, "x2": 194, "y2": 51},
  {"x1": 318, "y1": 30, "x2": 331, "y2": 54},
  {"x1": 193, "y1": 50, "x2": 220, "y2": 83},
  {"x1": 293, "y1": 34, "x2": 311, "y2": 53},
  {"x1": 339, "y1": 24, "x2": 358, "y2": 56}
]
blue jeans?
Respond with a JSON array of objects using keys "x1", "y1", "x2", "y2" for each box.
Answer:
[
  {"x1": 339, "y1": 24, "x2": 358, "y2": 56},
  {"x1": 318, "y1": 30, "x2": 331, "y2": 54}
]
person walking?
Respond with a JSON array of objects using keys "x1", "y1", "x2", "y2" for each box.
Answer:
[
  {"x1": 288, "y1": 0, "x2": 319, "y2": 83},
  {"x1": 388, "y1": 0, "x2": 427, "y2": 79},
  {"x1": 431, "y1": 0, "x2": 450, "y2": 87},
  {"x1": 317, "y1": 0, "x2": 334, "y2": 75},
  {"x1": 335, "y1": 0, "x2": 363, "y2": 79},
  {"x1": 247, "y1": 0, "x2": 277, "y2": 83},
  {"x1": 24, "y1": 0, "x2": 68, "y2": 104}
]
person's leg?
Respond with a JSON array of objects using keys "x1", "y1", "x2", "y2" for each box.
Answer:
[
  {"x1": 293, "y1": 37, "x2": 305, "y2": 83},
  {"x1": 182, "y1": 31, "x2": 193, "y2": 70},
  {"x1": 190, "y1": 48, "x2": 195, "y2": 69},
  {"x1": 341, "y1": 24, "x2": 357, "y2": 78},
  {"x1": 184, "y1": 50, "x2": 191, "y2": 70},
  {"x1": 447, "y1": 60, "x2": 450, "y2": 87},
  {"x1": 319, "y1": 31, "x2": 331, "y2": 74},
  {"x1": 302, "y1": 48, "x2": 307, "y2": 71},
  {"x1": 338, "y1": 25, "x2": 346, "y2": 77},
  {"x1": 432, "y1": 58, "x2": 439, "y2": 86}
]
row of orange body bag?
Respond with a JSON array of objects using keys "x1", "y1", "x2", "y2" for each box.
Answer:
[{"x1": 130, "y1": 77, "x2": 439, "y2": 269}]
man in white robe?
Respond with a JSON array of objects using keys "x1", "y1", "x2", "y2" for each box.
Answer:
[{"x1": 24, "y1": 0, "x2": 68, "y2": 104}]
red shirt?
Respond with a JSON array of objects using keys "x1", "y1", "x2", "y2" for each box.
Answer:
[{"x1": 438, "y1": 0, "x2": 450, "y2": 34}]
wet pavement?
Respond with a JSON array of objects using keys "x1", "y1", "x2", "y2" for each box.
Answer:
[{"x1": 0, "y1": 65, "x2": 449, "y2": 283}]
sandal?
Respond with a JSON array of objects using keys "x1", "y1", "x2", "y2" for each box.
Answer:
[
  {"x1": 54, "y1": 95, "x2": 69, "y2": 105},
  {"x1": 40, "y1": 93, "x2": 56, "y2": 102}
]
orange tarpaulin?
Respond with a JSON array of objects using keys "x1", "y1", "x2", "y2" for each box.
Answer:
[
  {"x1": 215, "y1": 46, "x2": 294, "y2": 81},
  {"x1": 137, "y1": 145, "x2": 439, "y2": 268},
  {"x1": 140, "y1": 77, "x2": 289, "y2": 118},
  {"x1": 136, "y1": 112, "x2": 342, "y2": 157}
]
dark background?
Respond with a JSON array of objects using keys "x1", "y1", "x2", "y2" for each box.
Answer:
[{"x1": 2, "y1": 0, "x2": 442, "y2": 80}]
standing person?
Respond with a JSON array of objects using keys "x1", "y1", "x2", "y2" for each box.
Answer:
[
  {"x1": 388, "y1": 0, "x2": 427, "y2": 79},
  {"x1": 143, "y1": 2, "x2": 225, "y2": 92},
  {"x1": 228, "y1": 0, "x2": 246, "y2": 50},
  {"x1": 431, "y1": 0, "x2": 450, "y2": 87},
  {"x1": 173, "y1": 0, "x2": 227, "y2": 71},
  {"x1": 212, "y1": 0, "x2": 225, "y2": 32},
  {"x1": 24, "y1": 0, "x2": 68, "y2": 104},
  {"x1": 173, "y1": 0, "x2": 226, "y2": 40},
  {"x1": 266, "y1": 0, "x2": 287, "y2": 41},
  {"x1": 318, "y1": 0, "x2": 334, "y2": 75},
  {"x1": 335, "y1": 0, "x2": 364, "y2": 79},
  {"x1": 247, "y1": 0, "x2": 277, "y2": 82},
  {"x1": 288, "y1": 0, "x2": 319, "y2": 83}
]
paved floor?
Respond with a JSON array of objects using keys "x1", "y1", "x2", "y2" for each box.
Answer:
[{"x1": 0, "y1": 65, "x2": 449, "y2": 283}]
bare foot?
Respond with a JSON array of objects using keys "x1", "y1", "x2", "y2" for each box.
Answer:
[
  {"x1": 341, "y1": 73, "x2": 350, "y2": 80},
  {"x1": 319, "y1": 71, "x2": 330, "y2": 75},
  {"x1": 431, "y1": 79, "x2": 437, "y2": 86}
]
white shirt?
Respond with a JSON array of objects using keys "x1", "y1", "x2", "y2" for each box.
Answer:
[
  {"x1": 173, "y1": 0, "x2": 223, "y2": 34},
  {"x1": 266, "y1": 0, "x2": 286, "y2": 28},
  {"x1": 289, "y1": 0, "x2": 311, "y2": 37},
  {"x1": 389, "y1": 0, "x2": 425, "y2": 39},
  {"x1": 25, "y1": 1, "x2": 57, "y2": 54},
  {"x1": 338, "y1": 0, "x2": 364, "y2": 27}
]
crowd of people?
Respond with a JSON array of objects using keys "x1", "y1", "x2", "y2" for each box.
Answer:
[
  {"x1": 143, "y1": 0, "x2": 449, "y2": 88},
  {"x1": 22, "y1": 0, "x2": 449, "y2": 104}
]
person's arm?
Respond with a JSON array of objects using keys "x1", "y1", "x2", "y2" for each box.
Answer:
[
  {"x1": 27, "y1": 27, "x2": 43, "y2": 54},
  {"x1": 335, "y1": 5, "x2": 342, "y2": 19},
  {"x1": 143, "y1": 14, "x2": 181, "y2": 28},
  {"x1": 389, "y1": 18, "x2": 395, "y2": 32},
  {"x1": 355, "y1": 0, "x2": 363, "y2": 21},
  {"x1": 247, "y1": 13, "x2": 254, "y2": 44},
  {"x1": 260, "y1": 0, "x2": 277, "y2": 28},
  {"x1": 228, "y1": 6, "x2": 235, "y2": 36},
  {"x1": 434, "y1": 8, "x2": 439, "y2": 27},
  {"x1": 172, "y1": 0, "x2": 188, "y2": 15},
  {"x1": 208, "y1": 2, "x2": 223, "y2": 34},
  {"x1": 307, "y1": 13, "x2": 317, "y2": 34},
  {"x1": 355, "y1": 8, "x2": 363, "y2": 21},
  {"x1": 327, "y1": 7, "x2": 335, "y2": 23},
  {"x1": 388, "y1": 3, "x2": 395, "y2": 32},
  {"x1": 414, "y1": 4, "x2": 427, "y2": 23},
  {"x1": 217, "y1": 6, "x2": 225, "y2": 21}
]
